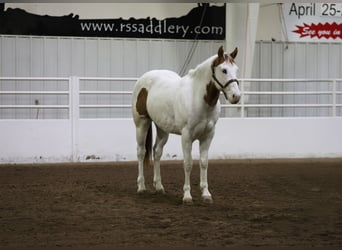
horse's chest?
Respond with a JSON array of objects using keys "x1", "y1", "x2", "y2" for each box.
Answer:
[{"x1": 191, "y1": 119, "x2": 216, "y2": 139}]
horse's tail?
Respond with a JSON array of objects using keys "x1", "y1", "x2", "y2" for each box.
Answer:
[{"x1": 144, "y1": 123, "x2": 153, "y2": 168}]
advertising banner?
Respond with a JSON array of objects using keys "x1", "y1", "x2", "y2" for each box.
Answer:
[
  {"x1": 282, "y1": 3, "x2": 342, "y2": 42},
  {"x1": 0, "y1": 3, "x2": 225, "y2": 40}
]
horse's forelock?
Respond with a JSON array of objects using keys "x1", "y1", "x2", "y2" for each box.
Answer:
[{"x1": 225, "y1": 54, "x2": 235, "y2": 64}]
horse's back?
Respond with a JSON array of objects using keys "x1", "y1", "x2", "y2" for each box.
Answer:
[{"x1": 134, "y1": 70, "x2": 181, "y2": 91}]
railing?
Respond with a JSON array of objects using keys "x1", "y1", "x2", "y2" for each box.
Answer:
[
  {"x1": 79, "y1": 77, "x2": 136, "y2": 110},
  {"x1": 0, "y1": 77, "x2": 71, "y2": 119},
  {"x1": 231, "y1": 79, "x2": 342, "y2": 117},
  {"x1": 1, "y1": 77, "x2": 342, "y2": 119}
]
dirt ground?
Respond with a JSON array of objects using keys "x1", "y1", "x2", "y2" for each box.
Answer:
[{"x1": 1, "y1": 159, "x2": 342, "y2": 247}]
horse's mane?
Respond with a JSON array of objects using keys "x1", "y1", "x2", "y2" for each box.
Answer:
[{"x1": 187, "y1": 55, "x2": 217, "y2": 79}]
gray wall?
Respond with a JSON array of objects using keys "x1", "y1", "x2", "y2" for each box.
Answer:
[
  {"x1": 253, "y1": 41, "x2": 342, "y2": 79},
  {"x1": 0, "y1": 35, "x2": 223, "y2": 77},
  {"x1": 2, "y1": 36, "x2": 340, "y2": 79},
  {"x1": 0, "y1": 35, "x2": 224, "y2": 119},
  {"x1": 249, "y1": 41, "x2": 342, "y2": 117}
]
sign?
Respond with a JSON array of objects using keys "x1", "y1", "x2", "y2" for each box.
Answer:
[
  {"x1": 282, "y1": 3, "x2": 342, "y2": 42},
  {"x1": 0, "y1": 4, "x2": 225, "y2": 40}
]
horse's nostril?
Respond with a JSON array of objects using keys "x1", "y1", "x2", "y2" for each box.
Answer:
[
  {"x1": 233, "y1": 94, "x2": 240, "y2": 100},
  {"x1": 231, "y1": 94, "x2": 241, "y2": 104}
]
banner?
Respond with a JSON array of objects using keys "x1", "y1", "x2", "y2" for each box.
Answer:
[
  {"x1": 282, "y1": 3, "x2": 342, "y2": 42},
  {"x1": 0, "y1": 4, "x2": 225, "y2": 40}
]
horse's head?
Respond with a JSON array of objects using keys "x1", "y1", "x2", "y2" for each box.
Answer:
[{"x1": 211, "y1": 46, "x2": 240, "y2": 104}]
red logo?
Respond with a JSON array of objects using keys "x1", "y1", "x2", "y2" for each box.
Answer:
[{"x1": 293, "y1": 22, "x2": 342, "y2": 39}]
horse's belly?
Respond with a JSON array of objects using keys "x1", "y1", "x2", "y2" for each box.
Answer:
[
  {"x1": 152, "y1": 117, "x2": 182, "y2": 135},
  {"x1": 147, "y1": 93, "x2": 183, "y2": 135}
]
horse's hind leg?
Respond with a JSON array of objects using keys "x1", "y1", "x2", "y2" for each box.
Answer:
[
  {"x1": 135, "y1": 119, "x2": 152, "y2": 193},
  {"x1": 181, "y1": 131, "x2": 193, "y2": 204},
  {"x1": 153, "y1": 126, "x2": 169, "y2": 193}
]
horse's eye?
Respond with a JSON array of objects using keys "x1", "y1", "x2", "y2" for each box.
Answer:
[{"x1": 222, "y1": 69, "x2": 227, "y2": 74}]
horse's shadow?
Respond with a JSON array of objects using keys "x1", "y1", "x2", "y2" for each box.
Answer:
[
  {"x1": 135, "y1": 190, "x2": 214, "y2": 207},
  {"x1": 136, "y1": 190, "x2": 183, "y2": 206}
]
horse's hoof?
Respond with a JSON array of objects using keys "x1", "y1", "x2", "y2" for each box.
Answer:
[
  {"x1": 202, "y1": 195, "x2": 213, "y2": 204},
  {"x1": 155, "y1": 188, "x2": 165, "y2": 194},
  {"x1": 182, "y1": 198, "x2": 193, "y2": 205},
  {"x1": 137, "y1": 188, "x2": 147, "y2": 194},
  {"x1": 154, "y1": 183, "x2": 165, "y2": 194}
]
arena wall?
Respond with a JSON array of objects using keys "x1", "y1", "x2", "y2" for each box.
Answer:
[{"x1": 1, "y1": 117, "x2": 341, "y2": 164}]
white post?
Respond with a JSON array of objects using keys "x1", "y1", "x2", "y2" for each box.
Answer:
[
  {"x1": 332, "y1": 80, "x2": 337, "y2": 117},
  {"x1": 240, "y1": 79, "x2": 245, "y2": 118},
  {"x1": 226, "y1": 3, "x2": 259, "y2": 118},
  {"x1": 70, "y1": 76, "x2": 80, "y2": 162},
  {"x1": 226, "y1": 3, "x2": 259, "y2": 79}
]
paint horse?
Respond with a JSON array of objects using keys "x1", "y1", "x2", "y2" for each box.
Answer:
[{"x1": 131, "y1": 46, "x2": 240, "y2": 204}]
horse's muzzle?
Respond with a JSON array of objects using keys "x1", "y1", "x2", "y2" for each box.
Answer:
[{"x1": 230, "y1": 93, "x2": 241, "y2": 104}]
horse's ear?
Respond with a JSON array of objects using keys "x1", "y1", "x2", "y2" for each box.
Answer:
[
  {"x1": 230, "y1": 47, "x2": 238, "y2": 59},
  {"x1": 218, "y1": 46, "x2": 224, "y2": 59}
]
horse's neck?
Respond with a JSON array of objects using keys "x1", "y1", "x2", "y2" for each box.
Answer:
[
  {"x1": 187, "y1": 56, "x2": 215, "y2": 85},
  {"x1": 187, "y1": 56, "x2": 219, "y2": 106}
]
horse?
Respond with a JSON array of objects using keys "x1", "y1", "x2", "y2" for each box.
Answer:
[{"x1": 131, "y1": 46, "x2": 240, "y2": 204}]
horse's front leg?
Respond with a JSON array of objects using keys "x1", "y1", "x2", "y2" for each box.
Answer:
[
  {"x1": 181, "y1": 132, "x2": 193, "y2": 204},
  {"x1": 199, "y1": 131, "x2": 214, "y2": 204}
]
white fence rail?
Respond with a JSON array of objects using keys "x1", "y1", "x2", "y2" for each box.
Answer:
[
  {"x1": 1, "y1": 77, "x2": 342, "y2": 119},
  {"x1": 237, "y1": 79, "x2": 342, "y2": 117},
  {"x1": 1, "y1": 76, "x2": 342, "y2": 163},
  {"x1": 0, "y1": 77, "x2": 71, "y2": 119}
]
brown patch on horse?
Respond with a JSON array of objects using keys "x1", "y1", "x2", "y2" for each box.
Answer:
[
  {"x1": 136, "y1": 88, "x2": 149, "y2": 117},
  {"x1": 136, "y1": 88, "x2": 152, "y2": 167},
  {"x1": 204, "y1": 81, "x2": 220, "y2": 107}
]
